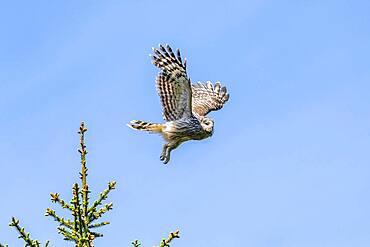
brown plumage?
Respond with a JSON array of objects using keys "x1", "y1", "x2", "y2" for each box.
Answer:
[{"x1": 128, "y1": 44, "x2": 229, "y2": 164}]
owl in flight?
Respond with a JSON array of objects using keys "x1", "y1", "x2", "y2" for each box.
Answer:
[{"x1": 128, "y1": 44, "x2": 229, "y2": 164}]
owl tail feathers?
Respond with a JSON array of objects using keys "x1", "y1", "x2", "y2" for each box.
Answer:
[{"x1": 127, "y1": 120, "x2": 163, "y2": 133}]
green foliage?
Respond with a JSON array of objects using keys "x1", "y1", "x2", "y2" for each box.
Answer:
[
  {"x1": 1, "y1": 122, "x2": 179, "y2": 246},
  {"x1": 44, "y1": 122, "x2": 115, "y2": 246},
  {"x1": 0, "y1": 217, "x2": 49, "y2": 247},
  {"x1": 132, "y1": 230, "x2": 180, "y2": 247}
]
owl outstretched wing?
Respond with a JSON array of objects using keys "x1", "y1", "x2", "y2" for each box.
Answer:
[
  {"x1": 191, "y1": 81, "x2": 229, "y2": 116},
  {"x1": 151, "y1": 44, "x2": 193, "y2": 121}
]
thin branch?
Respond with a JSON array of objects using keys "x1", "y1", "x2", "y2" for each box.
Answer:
[
  {"x1": 50, "y1": 193, "x2": 74, "y2": 211},
  {"x1": 8, "y1": 217, "x2": 43, "y2": 247},
  {"x1": 88, "y1": 181, "x2": 116, "y2": 215},
  {"x1": 131, "y1": 240, "x2": 141, "y2": 247},
  {"x1": 156, "y1": 230, "x2": 180, "y2": 247}
]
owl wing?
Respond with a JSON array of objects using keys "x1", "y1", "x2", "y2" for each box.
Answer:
[
  {"x1": 151, "y1": 44, "x2": 193, "y2": 121},
  {"x1": 191, "y1": 81, "x2": 229, "y2": 116}
]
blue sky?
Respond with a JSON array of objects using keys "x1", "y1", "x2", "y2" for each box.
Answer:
[{"x1": 1, "y1": 0, "x2": 370, "y2": 246}]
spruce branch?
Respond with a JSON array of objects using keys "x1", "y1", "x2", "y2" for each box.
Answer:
[
  {"x1": 88, "y1": 221, "x2": 110, "y2": 229},
  {"x1": 88, "y1": 181, "x2": 116, "y2": 215},
  {"x1": 50, "y1": 193, "x2": 73, "y2": 211},
  {"x1": 44, "y1": 208, "x2": 75, "y2": 230},
  {"x1": 156, "y1": 230, "x2": 180, "y2": 247},
  {"x1": 78, "y1": 122, "x2": 90, "y2": 238},
  {"x1": 8, "y1": 217, "x2": 49, "y2": 247},
  {"x1": 131, "y1": 240, "x2": 141, "y2": 247},
  {"x1": 57, "y1": 226, "x2": 79, "y2": 242},
  {"x1": 132, "y1": 230, "x2": 180, "y2": 247},
  {"x1": 45, "y1": 122, "x2": 115, "y2": 246}
]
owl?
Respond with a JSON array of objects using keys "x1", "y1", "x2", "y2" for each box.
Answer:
[{"x1": 128, "y1": 44, "x2": 229, "y2": 164}]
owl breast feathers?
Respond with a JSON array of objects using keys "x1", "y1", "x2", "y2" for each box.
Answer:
[{"x1": 128, "y1": 44, "x2": 229, "y2": 164}]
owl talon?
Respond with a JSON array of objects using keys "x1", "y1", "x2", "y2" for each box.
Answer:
[
  {"x1": 160, "y1": 153, "x2": 170, "y2": 164},
  {"x1": 162, "y1": 155, "x2": 170, "y2": 164},
  {"x1": 160, "y1": 154, "x2": 170, "y2": 164}
]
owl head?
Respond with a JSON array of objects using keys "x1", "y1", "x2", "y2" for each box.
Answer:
[{"x1": 200, "y1": 116, "x2": 214, "y2": 135}]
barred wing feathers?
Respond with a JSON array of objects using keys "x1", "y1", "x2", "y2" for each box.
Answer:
[
  {"x1": 191, "y1": 81, "x2": 229, "y2": 116},
  {"x1": 151, "y1": 44, "x2": 192, "y2": 121}
]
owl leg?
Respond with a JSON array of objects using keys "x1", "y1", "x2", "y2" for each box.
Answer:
[
  {"x1": 160, "y1": 141, "x2": 181, "y2": 164},
  {"x1": 160, "y1": 143, "x2": 169, "y2": 162}
]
